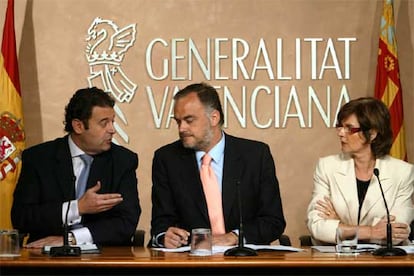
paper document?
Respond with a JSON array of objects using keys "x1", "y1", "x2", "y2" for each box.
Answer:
[
  {"x1": 397, "y1": 245, "x2": 414, "y2": 254},
  {"x1": 152, "y1": 244, "x2": 303, "y2": 254},
  {"x1": 311, "y1": 244, "x2": 414, "y2": 254},
  {"x1": 312, "y1": 244, "x2": 381, "y2": 253}
]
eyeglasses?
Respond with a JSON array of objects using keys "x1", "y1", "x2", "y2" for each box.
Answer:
[{"x1": 335, "y1": 124, "x2": 363, "y2": 134}]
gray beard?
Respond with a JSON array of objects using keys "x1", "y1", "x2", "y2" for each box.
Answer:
[{"x1": 181, "y1": 128, "x2": 213, "y2": 152}]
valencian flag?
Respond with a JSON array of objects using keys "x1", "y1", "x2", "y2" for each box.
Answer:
[
  {"x1": 0, "y1": 0, "x2": 25, "y2": 228},
  {"x1": 374, "y1": 0, "x2": 406, "y2": 161}
]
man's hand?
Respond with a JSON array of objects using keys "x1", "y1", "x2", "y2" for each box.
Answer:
[
  {"x1": 25, "y1": 236, "x2": 63, "y2": 248},
  {"x1": 212, "y1": 232, "x2": 238, "y2": 246},
  {"x1": 78, "y1": 181, "x2": 123, "y2": 215},
  {"x1": 164, "y1": 227, "x2": 190, "y2": 248}
]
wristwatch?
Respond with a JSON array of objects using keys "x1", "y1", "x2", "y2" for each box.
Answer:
[{"x1": 68, "y1": 232, "x2": 77, "y2": 245}]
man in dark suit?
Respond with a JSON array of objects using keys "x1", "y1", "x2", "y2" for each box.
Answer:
[
  {"x1": 151, "y1": 82, "x2": 285, "y2": 248},
  {"x1": 11, "y1": 87, "x2": 140, "y2": 247}
]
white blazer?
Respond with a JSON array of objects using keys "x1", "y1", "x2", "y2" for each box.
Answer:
[{"x1": 307, "y1": 153, "x2": 414, "y2": 244}]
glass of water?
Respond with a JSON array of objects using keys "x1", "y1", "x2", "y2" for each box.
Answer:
[
  {"x1": 0, "y1": 229, "x2": 20, "y2": 258},
  {"x1": 336, "y1": 227, "x2": 358, "y2": 255},
  {"x1": 190, "y1": 228, "x2": 212, "y2": 256}
]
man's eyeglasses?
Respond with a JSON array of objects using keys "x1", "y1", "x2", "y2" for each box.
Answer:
[{"x1": 335, "y1": 124, "x2": 363, "y2": 134}]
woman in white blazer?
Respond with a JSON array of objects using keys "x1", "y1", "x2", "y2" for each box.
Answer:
[{"x1": 307, "y1": 97, "x2": 414, "y2": 245}]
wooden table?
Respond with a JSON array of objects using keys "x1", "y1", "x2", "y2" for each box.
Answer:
[{"x1": 1, "y1": 246, "x2": 413, "y2": 275}]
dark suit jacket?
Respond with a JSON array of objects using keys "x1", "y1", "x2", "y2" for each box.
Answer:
[
  {"x1": 11, "y1": 136, "x2": 141, "y2": 245},
  {"x1": 151, "y1": 133, "x2": 286, "y2": 245}
]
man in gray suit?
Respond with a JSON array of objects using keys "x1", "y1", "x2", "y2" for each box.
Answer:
[{"x1": 151, "y1": 82, "x2": 285, "y2": 248}]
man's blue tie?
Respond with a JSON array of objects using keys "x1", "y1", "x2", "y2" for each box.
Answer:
[{"x1": 76, "y1": 154, "x2": 93, "y2": 199}]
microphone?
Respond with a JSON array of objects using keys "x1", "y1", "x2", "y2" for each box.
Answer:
[
  {"x1": 372, "y1": 168, "x2": 406, "y2": 256},
  {"x1": 50, "y1": 177, "x2": 81, "y2": 257},
  {"x1": 224, "y1": 181, "x2": 257, "y2": 256}
]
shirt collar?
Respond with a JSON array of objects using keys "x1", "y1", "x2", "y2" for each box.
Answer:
[
  {"x1": 68, "y1": 135, "x2": 85, "y2": 158},
  {"x1": 196, "y1": 132, "x2": 225, "y2": 163}
]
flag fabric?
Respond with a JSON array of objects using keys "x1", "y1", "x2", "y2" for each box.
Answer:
[
  {"x1": 374, "y1": 0, "x2": 406, "y2": 161},
  {"x1": 0, "y1": 0, "x2": 25, "y2": 228}
]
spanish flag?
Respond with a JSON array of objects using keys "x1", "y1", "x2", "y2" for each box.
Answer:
[
  {"x1": 0, "y1": 0, "x2": 25, "y2": 228},
  {"x1": 374, "y1": 0, "x2": 406, "y2": 161}
]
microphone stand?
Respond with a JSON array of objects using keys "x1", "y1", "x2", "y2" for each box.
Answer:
[
  {"x1": 50, "y1": 177, "x2": 81, "y2": 257},
  {"x1": 224, "y1": 181, "x2": 257, "y2": 256},
  {"x1": 372, "y1": 168, "x2": 406, "y2": 256}
]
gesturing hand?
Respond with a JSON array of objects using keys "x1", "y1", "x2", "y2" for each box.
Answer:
[{"x1": 78, "y1": 181, "x2": 123, "y2": 215}]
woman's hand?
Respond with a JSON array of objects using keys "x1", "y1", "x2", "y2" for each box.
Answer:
[
  {"x1": 371, "y1": 216, "x2": 409, "y2": 244},
  {"x1": 315, "y1": 196, "x2": 339, "y2": 220}
]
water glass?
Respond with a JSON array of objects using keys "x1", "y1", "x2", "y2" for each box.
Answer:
[
  {"x1": 335, "y1": 227, "x2": 358, "y2": 255},
  {"x1": 0, "y1": 229, "x2": 20, "y2": 257},
  {"x1": 190, "y1": 228, "x2": 212, "y2": 256}
]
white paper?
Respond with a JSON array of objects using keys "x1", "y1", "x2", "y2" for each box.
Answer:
[
  {"x1": 151, "y1": 244, "x2": 303, "y2": 254},
  {"x1": 396, "y1": 245, "x2": 414, "y2": 254},
  {"x1": 151, "y1": 245, "x2": 191, "y2": 253},
  {"x1": 311, "y1": 246, "x2": 337, "y2": 253},
  {"x1": 310, "y1": 244, "x2": 414, "y2": 253}
]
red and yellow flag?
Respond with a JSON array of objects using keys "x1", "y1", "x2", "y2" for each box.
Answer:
[
  {"x1": 374, "y1": 0, "x2": 406, "y2": 161},
  {"x1": 0, "y1": 0, "x2": 25, "y2": 228}
]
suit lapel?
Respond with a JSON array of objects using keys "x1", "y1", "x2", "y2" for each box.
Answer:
[
  {"x1": 55, "y1": 136, "x2": 76, "y2": 200},
  {"x1": 222, "y1": 135, "x2": 241, "y2": 223},
  {"x1": 88, "y1": 151, "x2": 112, "y2": 192},
  {"x1": 333, "y1": 155, "x2": 359, "y2": 225},
  {"x1": 359, "y1": 158, "x2": 392, "y2": 222}
]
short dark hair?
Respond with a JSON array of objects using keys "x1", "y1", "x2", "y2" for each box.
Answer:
[
  {"x1": 173, "y1": 82, "x2": 224, "y2": 126},
  {"x1": 337, "y1": 97, "x2": 392, "y2": 158},
  {"x1": 64, "y1": 87, "x2": 115, "y2": 132}
]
